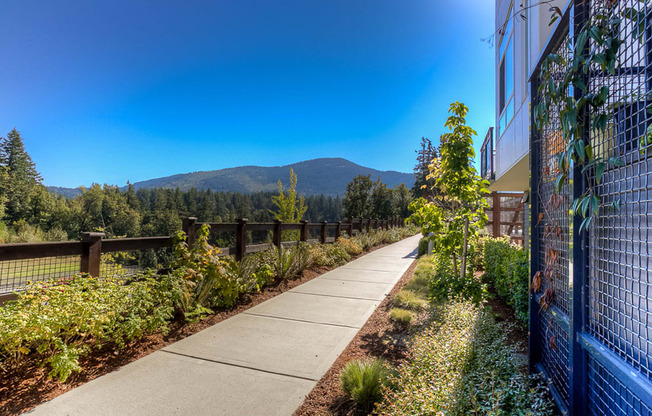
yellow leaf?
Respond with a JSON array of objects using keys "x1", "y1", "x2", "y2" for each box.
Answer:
[{"x1": 19, "y1": 346, "x2": 30, "y2": 355}]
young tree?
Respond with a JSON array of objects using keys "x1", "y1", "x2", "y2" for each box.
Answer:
[
  {"x1": 343, "y1": 174, "x2": 373, "y2": 218},
  {"x1": 270, "y1": 168, "x2": 307, "y2": 223},
  {"x1": 409, "y1": 102, "x2": 489, "y2": 279}
]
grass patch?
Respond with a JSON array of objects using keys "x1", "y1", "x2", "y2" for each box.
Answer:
[
  {"x1": 340, "y1": 358, "x2": 393, "y2": 412},
  {"x1": 389, "y1": 308, "x2": 414, "y2": 326},
  {"x1": 392, "y1": 289, "x2": 427, "y2": 311}
]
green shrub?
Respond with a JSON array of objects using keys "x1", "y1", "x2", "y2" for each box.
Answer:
[
  {"x1": 376, "y1": 301, "x2": 554, "y2": 415},
  {"x1": 222, "y1": 254, "x2": 274, "y2": 293},
  {"x1": 309, "y1": 243, "x2": 350, "y2": 268},
  {"x1": 425, "y1": 253, "x2": 486, "y2": 304},
  {"x1": 392, "y1": 289, "x2": 427, "y2": 311},
  {"x1": 483, "y1": 238, "x2": 529, "y2": 324},
  {"x1": 340, "y1": 358, "x2": 392, "y2": 412},
  {"x1": 418, "y1": 237, "x2": 430, "y2": 256},
  {"x1": 171, "y1": 226, "x2": 242, "y2": 315},
  {"x1": 0, "y1": 273, "x2": 181, "y2": 382},
  {"x1": 261, "y1": 243, "x2": 312, "y2": 281},
  {"x1": 336, "y1": 236, "x2": 363, "y2": 256},
  {"x1": 389, "y1": 308, "x2": 414, "y2": 326}
]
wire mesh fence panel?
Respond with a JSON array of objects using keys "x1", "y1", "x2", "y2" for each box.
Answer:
[
  {"x1": 0, "y1": 255, "x2": 81, "y2": 293},
  {"x1": 99, "y1": 248, "x2": 173, "y2": 279},
  {"x1": 588, "y1": 356, "x2": 652, "y2": 416},
  {"x1": 586, "y1": 0, "x2": 652, "y2": 382},
  {"x1": 533, "y1": 27, "x2": 573, "y2": 315}
]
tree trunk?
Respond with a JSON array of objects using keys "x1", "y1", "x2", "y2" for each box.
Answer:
[{"x1": 460, "y1": 217, "x2": 469, "y2": 280}]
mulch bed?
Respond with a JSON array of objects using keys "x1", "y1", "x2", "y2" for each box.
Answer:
[
  {"x1": 0, "y1": 244, "x2": 391, "y2": 416},
  {"x1": 294, "y1": 260, "x2": 419, "y2": 416}
]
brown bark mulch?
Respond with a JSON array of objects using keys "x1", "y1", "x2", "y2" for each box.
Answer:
[
  {"x1": 0, "y1": 244, "x2": 391, "y2": 416},
  {"x1": 294, "y1": 260, "x2": 419, "y2": 416}
]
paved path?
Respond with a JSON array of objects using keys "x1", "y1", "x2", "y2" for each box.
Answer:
[{"x1": 27, "y1": 235, "x2": 420, "y2": 416}]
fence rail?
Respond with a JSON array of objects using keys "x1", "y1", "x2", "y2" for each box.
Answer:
[
  {"x1": 484, "y1": 191, "x2": 525, "y2": 244},
  {"x1": 0, "y1": 216, "x2": 403, "y2": 299}
]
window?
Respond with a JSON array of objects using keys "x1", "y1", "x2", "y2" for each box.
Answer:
[{"x1": 498, "y1": 3, "x2": 515, "y2": 136}]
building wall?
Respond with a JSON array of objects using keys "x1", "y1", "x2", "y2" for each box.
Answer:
[{"x1": 493, "y1": 0, "x2": 567, "y2": 188}]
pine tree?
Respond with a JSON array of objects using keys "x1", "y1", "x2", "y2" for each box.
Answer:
[
  {"x1": 0, "y1": 129, "x2": 48, "y2": 224},
  {"x1": 412, "y1": 137, "x2": 438, "y2": 199}
]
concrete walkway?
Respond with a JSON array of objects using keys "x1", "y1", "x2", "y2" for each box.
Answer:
[{"x1": 27, "y1": 235, "x2": 420, "y2": 416}]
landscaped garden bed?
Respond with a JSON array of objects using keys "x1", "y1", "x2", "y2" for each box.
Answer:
[
  {"x1": 0, "y1": 225, "x2": 417, "y2": 415},
  {"x1": 294, "y1": 252, "x2": 555, "y2": 416}
]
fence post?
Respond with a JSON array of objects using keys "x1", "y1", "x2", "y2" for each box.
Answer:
[
  {"x1": 320, "y1": 221, "x2": 327, "y2": 244},
  {"x1": 300, "y1": 220, "x2": 308, "y2": 242},
  {"x1": 529, "y1": 62, "x2": 543, "y2": 376},
  {"x1": 358, "y1": 218, "x2": 364, "y2": 233},
  {"x1": 347, "y1": 217, "x2": 353, "y2": 236},
  {"x1": 80, "y1": 232, "x2": 104, "y2": 277},
  {"x1": 365, "y1": 219, "x2": 371, "y2": 233},
  {"x1": 569, "y1": 3, "x2": 590, "y2": 415},
  {"x1": 236, "y1": 218, "x2": 248, "y2": 261},
  {"x1": 273, "y1": 219, "x2": 282, "y2": 247},
  {"x1": 492, "y1": 192, "x2": 501, "y2": 237},
  {"x1": 335, "y1": 221, "x2": 341, "y2": 239},
  {"x1": 182, "y1": 217, "x2": 197, "y2": 247}
]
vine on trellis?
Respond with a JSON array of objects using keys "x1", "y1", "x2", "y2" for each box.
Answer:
[{"x1": 530, "y1": 1, "x2": 639, "y2": 325}]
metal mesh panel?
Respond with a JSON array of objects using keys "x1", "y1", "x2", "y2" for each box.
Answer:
[
  {"x1": 99, "y1": 248, "x2": 173, "y2": 279},
  {"x1": 588, "y1": 356, "x2": 652, "y2": 416},
  {"x1": 533, "y1": 27, "x2": 573, "y2": 315},
  {"x1": 587, "y1": 0, "x2": 652, "y2": 381},
  {"x1": 0, "y1": 256, "x2": 81, "y2": 293},
  {"x1": 538, "y1": 311, "x2": 571, "y2": 407}
]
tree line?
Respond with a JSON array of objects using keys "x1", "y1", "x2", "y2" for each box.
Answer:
[{"x1": 0, "y1": 129, "x2": 413, "y2": 243}]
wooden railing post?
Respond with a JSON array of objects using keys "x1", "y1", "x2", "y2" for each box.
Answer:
[
  {"x1": 182, "y1": 217, "x2": 197, "y2": 247},
  {"x1": 273, "y1": 219, "x2": 282, "y2": 247},
  {"x1": 320, "y1": 221, "x2": 327, "y2": 244},
  {"x1": 492, "y1": 192, "x2": 501, "y2": 237},
  {"x1": 335, "y1": 221, "x2": 341, "y2": 239},
  {"x1": 236, "y1": 218, "x2": 248, "y2": 261},
  {"x1": 358, "y1": 218, "x2": 364, "y2": 233},
  {"x1": 300, "y1": 220, "x2": 308, "y2": 242},
  {"x1": 80, "y1": 232, "x2": 104, "y2": 277},
  {"x1": 347, "y1": 217, "x2": 354, "y2": 236},
  {"x1": 365, "y1": 219, "x2": 371, "y2": 233}
]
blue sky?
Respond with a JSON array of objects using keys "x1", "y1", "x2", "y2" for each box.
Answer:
[{"x1": 1, "y1": 0, "x2": 495, "y2": 188}]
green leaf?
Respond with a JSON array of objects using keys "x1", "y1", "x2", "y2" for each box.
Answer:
[
  {"x1": 595, "y1": 161, "x2": 606, "y2": 184},
  {"x1": 555, "y1": 174, "x2": 566, "y2": 192},
  {"x1": 608, "y1": 156, "x2": 625, "y2": 167}
]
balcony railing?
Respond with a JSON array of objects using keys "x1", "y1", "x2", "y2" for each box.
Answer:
[{"x1": 480, "y1": 127, "x2": 495, "y2": 181}]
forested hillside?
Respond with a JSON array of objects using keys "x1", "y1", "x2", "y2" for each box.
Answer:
[{"x1": 0, "y1": 129, "x2": 411, "y2": 242}]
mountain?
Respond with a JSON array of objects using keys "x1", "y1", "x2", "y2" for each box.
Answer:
[
  {"x1": 46, "y1": 186, "x2": 82, "y2": 198},
  {"x1": 47, "y1": 158, "x2": 415, "y2": 197}
]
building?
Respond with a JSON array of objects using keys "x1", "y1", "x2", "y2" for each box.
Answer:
[{"x1": 493, "y1": 1, "x2": 652, "y2": 415}]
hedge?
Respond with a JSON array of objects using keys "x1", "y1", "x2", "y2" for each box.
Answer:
[{"x1": 482, "y1": 237, "x2": 529, "y2": 324}]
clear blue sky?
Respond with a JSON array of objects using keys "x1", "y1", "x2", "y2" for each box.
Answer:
[{"x1": 1, "y1": 0, "x2": 495, "y2": 188}]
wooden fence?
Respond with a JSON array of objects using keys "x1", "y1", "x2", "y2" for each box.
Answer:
[
  {"x1": 0, "y1": 216, "x2": 404, "y2": 300},
  {"x1": 485, "y1": 191, "x2": 525, "y2": 244}
]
